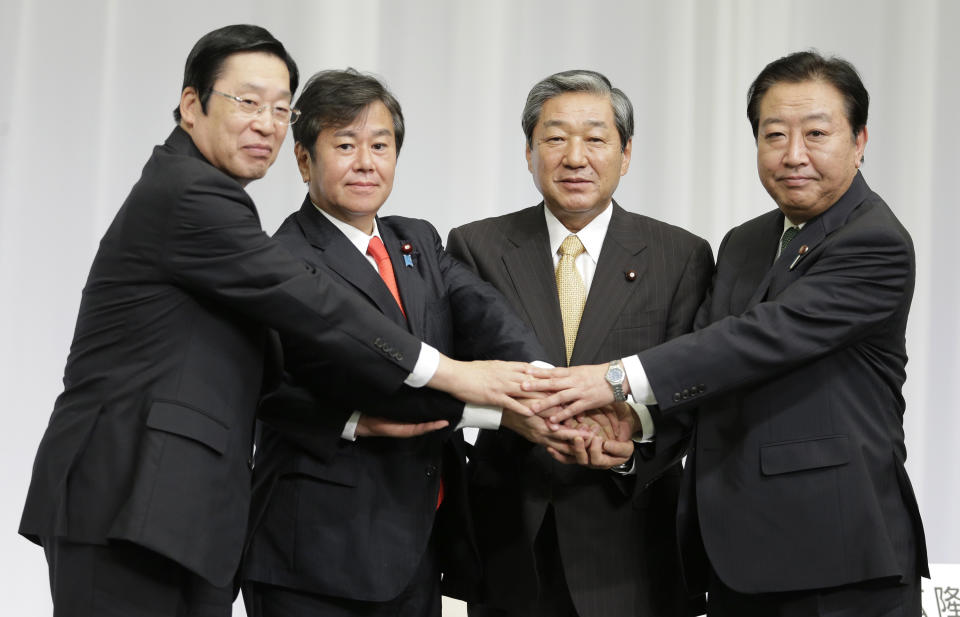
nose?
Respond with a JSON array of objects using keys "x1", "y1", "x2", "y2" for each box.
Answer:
[
  {"x1": 783, "y1": 132, "x2": 807, "y2": 167},
  {"x1": 563, "y1": 138, "x2": 587, "y2": 168},
  {"x1": 354, "y1": 146, "x2": 374, "y2": 170},
  {"x1": 250, "y1": 110, "x2": 277, "y2": 136}
]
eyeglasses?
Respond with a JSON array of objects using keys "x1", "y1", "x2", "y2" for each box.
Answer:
[{"x1": 210, "y1": 90, "x2": 301, "y2": 125}]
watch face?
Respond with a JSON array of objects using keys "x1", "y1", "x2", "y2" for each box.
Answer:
[{"x1": 607, "y1": 366, "x2": 625, "y2": 383}]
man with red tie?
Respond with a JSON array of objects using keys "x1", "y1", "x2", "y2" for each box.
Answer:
[{"x1": 240, "y1": 69, "x2": 567, "y2": 617}]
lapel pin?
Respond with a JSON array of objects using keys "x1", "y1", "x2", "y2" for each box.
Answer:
[
  {"x1": 789, "y1": 245, "x2": 809, "y2": 271},
  {"x1": 625, "y1": 270, "x2": 637, "y2": 282},
  {"x1": 400, "y1": 242, "x2": 414, "y2": 267}
]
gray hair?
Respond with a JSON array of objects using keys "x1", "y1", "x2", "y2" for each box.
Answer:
[{"x1": 521, "y1": 70, "x2": 634, "y2": 152}]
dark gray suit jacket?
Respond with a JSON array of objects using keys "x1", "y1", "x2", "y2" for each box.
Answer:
[
  {"x1": 19, "y1": 128, "x2": 426, "y2": 586},
  {"x1": 639, "y1": 172, "x2": 929, "y2": 594},
  {"x1": 242, "y1": 200, "x2": 545, "y2": 602},
  {"x1": 447, "y1": 202, "x2": 713, "y2": 617}
]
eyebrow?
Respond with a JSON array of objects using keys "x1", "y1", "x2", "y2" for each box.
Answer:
[
  {"x1": 761, "y1": 112, "x2": 833, "y2": 127},
  {"x1": 235, "y1": 83, "x2": 292, "y2": 99},
  {"x1": 332, "y1": 128, "x2": 393, "y2": 138},
  {"x1": 543, "y1": 119, "x2": 608, "y2": 129}
]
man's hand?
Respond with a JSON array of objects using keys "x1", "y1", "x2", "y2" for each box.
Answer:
[
  {"x1": 544, "y1": 402, "x2": 639, "y2": 469},
  {"x1": 522, "y1": 363, "x2": 629, "y2": 424},
  {"x1": 580, "y1": 402, "x2": 640, "y2": 441},
  {"x1": 356, "y1": 415, "x2": 449, "y2": 438},
  {"x1": 429, "y1": 356, "x2": 536, "y2": 417},
  {"x1": 547, "y1": 435, "x2": 635, "y2": 470},
  {"x1": 500, "y1": 402, "x2": 593, "y2": 457}
]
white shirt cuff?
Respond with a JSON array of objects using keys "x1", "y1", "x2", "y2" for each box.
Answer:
[
  {"x1": 627, "y1": 399, "x2": 655, "y2": 443},
  {"x1": 455, "y1": 404, "x2": 502, "y2": 431},
  {"x1": 621, "y1": 355, "x2": 656, "y2": 405},
  {"x1": 341, "y1": 411, "x2": 362, "y2": 441},
  {"x1": 531, "y1": 360, "x2": 554, "y2": 369},
  {"x1": 404, "y1": 343, "x2": 439, "y2": 388}
]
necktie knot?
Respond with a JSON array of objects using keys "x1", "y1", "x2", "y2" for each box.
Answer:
[
  {"x1": 779, "y1": 226, "x2": 799, "y2": 256},
  {"x1": 559, "y1": 234, "x2": 586, "y2": 258},
  {"x1": 367, "y1": 236, "x2": 389, "y2": 263}
]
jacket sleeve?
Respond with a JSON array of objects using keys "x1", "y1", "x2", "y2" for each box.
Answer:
[
  {"x1": 641, "y1": 216, "x2": 913, "y2": 416},
  {"x1": 157, "y1": 169, "x2": 423, "y2": 395},
  {"x1": 437, "y1": 225, "x2": 547, "y2": 362}
]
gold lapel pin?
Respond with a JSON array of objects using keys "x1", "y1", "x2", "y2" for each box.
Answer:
[{"x1": 789, "y1": 245, "x2": 809, "y2": 270}]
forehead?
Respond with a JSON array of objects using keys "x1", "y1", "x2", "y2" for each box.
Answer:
[
  {"x1": 537, "y1": 92, "x2": 615, "y2": 128},
  {"x1": 321, "y1": 100, "x2": 394, "y2": 135},
  {"x1": 759, "y1": 79, "x2": 847, "y2": 122},
  {"x1": 215, "y1": 51, "x2": 291, "y2": 93}
]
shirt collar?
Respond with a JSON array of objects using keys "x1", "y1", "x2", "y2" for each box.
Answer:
[
  {"x1": 543, "y1": 202, "x2": 613, "y2": 262},
  {"x1": 313, "y1": 200, "x2": 381, "y2": 257},
  {"x1": 782, "y1": 215, "x2": 806, "y2": 233}
]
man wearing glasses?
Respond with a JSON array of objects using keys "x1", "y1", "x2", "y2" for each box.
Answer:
[{"x1": 19, "y1": 25, "x2": 532, "y2": 617}]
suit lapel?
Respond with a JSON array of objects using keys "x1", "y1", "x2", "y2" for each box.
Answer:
[
  {"x1": 746, "y1": 172, "x2": 870, "y2": 308},
  {"x1": 501, "y1": 205, "x2": 567, "y2": 367},
  {"x1": 737, "y1": 211, "x2": 785, "y2": 310},
  {"x1": 379, "y1": 219, "x2": 426, "y2": 337},
  {"x1": 571, "y1": 203, "x2": 647, "y2": 364},
  {"x1": 294, "y1": 200, "x2": 407, "y2": 326}
]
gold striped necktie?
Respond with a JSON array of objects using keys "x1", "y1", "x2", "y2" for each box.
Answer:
[{"x1": 556, "y1": 235, "x2": 586, "y2": 365}]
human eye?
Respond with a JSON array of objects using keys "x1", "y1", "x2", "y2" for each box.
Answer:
[
  {"x1": 272, "y1": 104, "x2": 291, "y2": 120},
  {"x1": 238, "y1": 98, "x2": 261, "y2": 113},
  {"x1": 336, "y1": 142, "x2": 354, "y2": 151}
]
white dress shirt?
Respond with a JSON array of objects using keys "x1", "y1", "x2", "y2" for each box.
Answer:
[{"x1": 311, "y1": 206, "x2": 499, "y2": 439}]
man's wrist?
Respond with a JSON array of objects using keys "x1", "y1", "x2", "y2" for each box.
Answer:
[
  {"x1": 605, "y1": 360, "x2": 627, "y2": 402},
  {"x1": 405, "y1": 343, "x2": 440, "y2": 388},
  {"x1": 610, "y1": 449, "x2": 636, "y2": 474}
]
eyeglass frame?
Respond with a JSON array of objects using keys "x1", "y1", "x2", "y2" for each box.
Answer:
[{"x1": 209, "y1": 89, "x2": 301, "y2": 125}]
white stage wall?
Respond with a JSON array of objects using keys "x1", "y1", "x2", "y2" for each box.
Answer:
[{"x1": 1, "y1": 1, "x2": 957, "y2": 615}]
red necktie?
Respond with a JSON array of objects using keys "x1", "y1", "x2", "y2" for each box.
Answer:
[
  {"x1": 367, "y1": 236, "x2": 443, "y2": 507},
  {"x1": 366, "y1": 236, "x2": 405, "y2": 318}
]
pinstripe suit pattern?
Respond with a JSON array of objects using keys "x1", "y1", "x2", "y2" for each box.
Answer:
[{"x1": 446, "y1": 201, "x2": 714, "y2": 617}]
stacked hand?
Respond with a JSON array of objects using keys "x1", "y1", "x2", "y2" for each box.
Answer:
[
  {"x1": 374, "y1": 358, "x2": 637, "y2": 471},
  {"x1": 545, "y1": 403, "x2": 637, "y2": 469}
]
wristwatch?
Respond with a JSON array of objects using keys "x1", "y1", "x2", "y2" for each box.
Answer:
[
  {"x1": 610, "y1": 451, "x2": 635, "y2": 474},
  {"x1": 605, "y1": 359, "x2": 627, "y2": 402}
]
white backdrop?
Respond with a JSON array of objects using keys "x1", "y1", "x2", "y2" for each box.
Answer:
[{"x1": 2, "y1": 1, "x2": 958, "y2": 615}]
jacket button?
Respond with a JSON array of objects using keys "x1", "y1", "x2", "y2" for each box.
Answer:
[
  {"x1": 425, "y1": 465, "x2": 437, "y2": 478},
  {"x1": 673, "y1": 393, "x2": 682, "y2": 402}
]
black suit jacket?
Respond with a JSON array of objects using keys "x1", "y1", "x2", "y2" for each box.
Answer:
[
  {"x1": 447, "y1": 202, "x2": 714, "y2": 617},
  {"x1": 18, "y1": 128, "x2": 429, "y2": 587},
  {"x1": 639, "y1": 172, "x2": 929, "y2": 594},
  {"x1": 242, "y1": 200, "x2": 545, "y2": 602}
]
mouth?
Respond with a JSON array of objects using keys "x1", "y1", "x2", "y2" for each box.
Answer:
[
  {"x1": 347, "y1": 182, "x2": 379, "y2": 192},
  {"x1": 779, "y1": 175, "x2": 814, "y2": 187},
  {"x1": 243, "y1": 144, "x2": 273, "y2": 158},
  {"x1": 557, "y1": 178, "x2": 594, "y2": 188}
]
